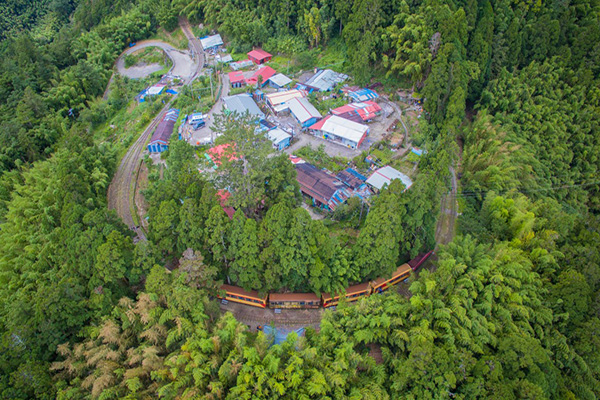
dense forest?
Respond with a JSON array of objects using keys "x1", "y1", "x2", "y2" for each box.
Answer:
[{"x1": 0, "y1": 0, "x2": 599, "y2": 398}]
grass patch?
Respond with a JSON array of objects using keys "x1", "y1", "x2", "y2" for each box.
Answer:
[
  {"x1": 150, "y1": 27, "x2": 188, "y2": 50},
  {"x1": 97, "y1": 98, "x2": 165, "y2": 158},
  {"x1": 124, "y1": 47, "x2": 170, "y2": 68}
]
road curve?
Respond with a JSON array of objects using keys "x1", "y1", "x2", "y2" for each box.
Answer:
[{"x1": 115, "y1": 40, "x2": 197, "y2": 80}]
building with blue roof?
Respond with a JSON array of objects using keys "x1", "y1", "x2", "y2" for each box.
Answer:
[{"x1": 348, "y1": 88, "x2": 379, "y2": 102}]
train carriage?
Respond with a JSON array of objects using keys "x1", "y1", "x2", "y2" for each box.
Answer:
[
  {"x1": 371, "y1": 263, "x2": 412, "y2": 293},
  {"x1": 322, "y1": 282, "x2": 372, "y2": 308},
  {"x1": 269, "y1": 293, "x2": 321, "y2": 309},
  {"x1": 219, "y1": 284, "x2": 268, "y2": 308},
  {"x1": 408, "y1": 250, "x2": 434, "y2": 271}
]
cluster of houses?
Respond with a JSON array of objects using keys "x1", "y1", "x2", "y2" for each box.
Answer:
[
  {"x1": 292, "y1": 157, "x2": 412, "y2": 211},
  {"x1": 145, "y1": 36, "x2": 415, "y2": 216}
]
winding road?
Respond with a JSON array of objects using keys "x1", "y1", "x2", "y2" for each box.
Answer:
[{"x1": 107, "y1": 19, "x2": 203, "y2": 241}]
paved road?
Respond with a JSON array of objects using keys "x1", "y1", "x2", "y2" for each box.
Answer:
[{"x1": 116, "y1": 40, "x2": 197, "y2": 80}]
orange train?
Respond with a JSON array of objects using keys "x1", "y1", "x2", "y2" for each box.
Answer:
[{"x1": 218, "y1": 251, "x2": 433, "y2": 309}]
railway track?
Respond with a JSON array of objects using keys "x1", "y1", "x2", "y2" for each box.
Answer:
[
  {"x1": 107, "y1": 102, "x2": 174, "y2": 240},
  {"x1": 107, "y1": 18, "x2": 201, "y2": 240}
]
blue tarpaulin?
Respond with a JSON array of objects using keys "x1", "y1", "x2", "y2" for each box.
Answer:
[
  {"x1": 166, "y1": 89, "x2": 178, "y2": 95},
  {"x1": 263, "y1": 326, "x2": 305, "y2": 346},
  {"x1": 349, "y1": 88, "x2": 379, "y2": 102},
  {"x1": 345, "y1": 168, "x2": 367, "y2": 181},
  {"x1": 411, "y1": 147, "x2": 425, "y2": 156}
]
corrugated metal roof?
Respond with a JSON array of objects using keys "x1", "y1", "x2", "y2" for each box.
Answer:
[
  {"x1": 216, "y1": 54, "x2": 233, "y2": 63},
  {"x1": 200, "y1": 34, "x2": 223, "y2": 50},
  {"x1": 366, "y1": 165, "x2": 413, "y2": 190},
  {"x1": 228, "y1": 70, "x2": 245, "y2": 84},
  {"x1": 287, "y1": 97, "x2": 321, "y2": 123},
  {"x1": 223, "y1": 94, "x2": 264, "y2": 119},
  {"x1": 230, "y1": 59, "x2": 253, "y2": 70},
  {"x1": 266, "y1": 128, "x2": 291, "y2": 145},
  {"x1": 295, "y1": 163, "x2": 340, "y2": 204},
  {"x1": 266, "y1": 89, "x2": 306, "y2": 106},
  {"x1": 349, "y1": 88, "x2": 379, "y2": 101},
  {"x1": 309, "y1": 115, "x2": 368, "y2": 144},
  {"x1": 304, "y1": 69, "x2": 348, "y2": 91},
  {"x1": 247, "y1": 48, "x2": 272, "y2": 61},
  {"x1": 149, "y1": 109, "x2": 179, "y2": 145},
  {"x1": 246, "y1": 66, "x2": 276, "y2": 85},
  {"x1": 268, "y1": 73, "x2": 292, "y2": 87},
  {"x1": 332, "y1": 101, "x2": 382, "y2": 121}
]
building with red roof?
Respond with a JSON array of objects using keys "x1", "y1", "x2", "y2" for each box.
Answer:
[
  {"x1": 246, "y1": 66, "x2": 276, "y2": 87},
  {"x1": 204, "y1": 143, "x2": 238, "y2": 168},
  {"x1": 228, "y1": 71, "x2": 246, "y2": 88},
  {"x1": 217, "y1": 190, "x2": 236, "y2": 219},
  {"x1": 247, "y1": 49, "x2": 272, "y2": 64},
  {"x1": 331, "y1": 101, "x2": 382, "y2": 122}
]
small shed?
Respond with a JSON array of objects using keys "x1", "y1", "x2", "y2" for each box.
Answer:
[
  {"x1": 247, "y1": 48, "x2": 272, "y2": 64},
  {"x1": 216, "y1": 54, "x2": 233, "y2": 63},
  {"x1": 366, "y1": 165, "x2": 413, "y2": 191},
  {"x1": 230, "y1": 59, "x2": 253, "y2": 70},
  {"x1": 205, "y1": 143, "x2": 238, "y2": 169},
  {"x1": 287, "y1": 97, "x2": 322, "y2": 128},
  {"x1": 266, "y1": 128, "x2": 292, "y2": 151},
  {"x1": 200, "y1": 34, "x2": 224, "y2": 51},
  {"x1": 146, "y1": 84, "x2": 166, "y2": 96},
  {"x1": 228, "y1": 71, "x2": 246, "y2": 88},
  {"x1": 268, "y1": 73, "x2": 292, "y2": 89}
]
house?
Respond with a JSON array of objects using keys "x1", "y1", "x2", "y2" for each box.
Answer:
[
  {"x1": 230, "y1": 59, "x2": 253, "y2": 70},
  {"x1": 247, "y1": 48, "x2": 272, "y2": 64},
  {"x1": 199, "y1": 34, "x2": 224, "y2": 51},
  {"x1": 266, "y1": 128, "x2": 292, "y2": 150},
  {"x1": 287, "y1": 97, "x2": 322, "y2": 128},
  {"x1": 348, "y1": 88, "x2": 379, "y2": 102},
  {"x1": 223, "y1": 94, "x2": 265, "y2": 120},
  {"x1": 245, "y1": 66, "x2": 276, "y2": 87},
  {"x1": 147, "y1": 109, "x2": 180, "y2": 153},
  {"x1": 204, "y1": 143, "x2": 238, "y2": 168},
  {"x1": 268, "y1": 73, "x2": 292, "y2": 89},
  {"x1": 265, "y1": 89, "x2": 306, "y2": 114},
  {"x1": 304, "y1": 69, "x2": 348, "y2": 92},
  {"x1": 295, "y1": 163, "x2": 349, "y2": 210},
  {"x1": 308, "y1": 115, "x2": 369, "y2": 149},
  {"x1": 228, "y1": 71, "x2": 246, "y2": 88},
  {"x1": 366, "y1": 165, "x2": 413, "y2": 191},
  {"x1": 331, "y1": 101, "x2": 382, "y2": 122}
]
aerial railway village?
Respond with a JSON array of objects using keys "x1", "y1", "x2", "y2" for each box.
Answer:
[
  {"x1": 4, "y1": 0, "x2": 600, "y2": 397},
  {"x1": 106, "y1": 21, "x2": 446, "y2": 332}
]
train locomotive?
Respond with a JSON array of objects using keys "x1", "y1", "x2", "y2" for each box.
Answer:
[{"x1": 217, "y1": 251, "x2": 433, "y2": 309}]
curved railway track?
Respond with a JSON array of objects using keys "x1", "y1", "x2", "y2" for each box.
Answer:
[{"x1": 107, "y1": 18, "x2": 203, "y2": 241}]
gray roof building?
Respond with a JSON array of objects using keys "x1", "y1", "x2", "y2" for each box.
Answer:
[
  {"x1": 304, "y1": 69, "x2": 348, "y2": 91},
  {"x1": 223, "y1": 94, "x2": 265, "y2": 120}
]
